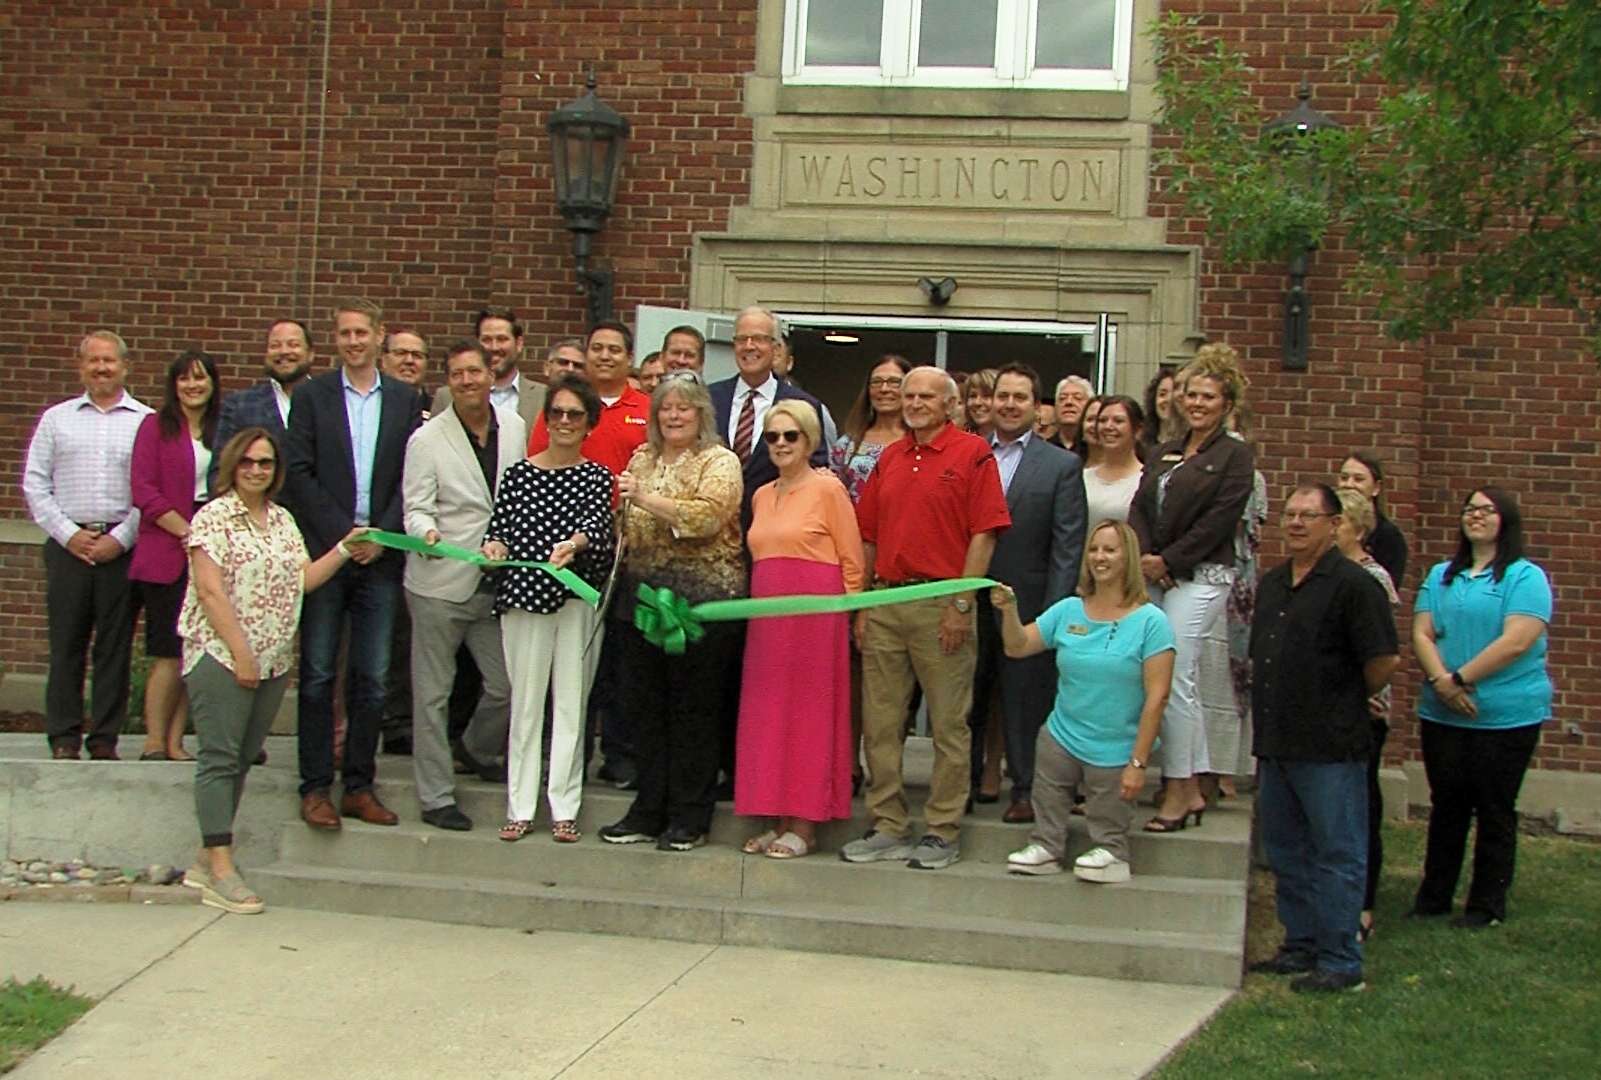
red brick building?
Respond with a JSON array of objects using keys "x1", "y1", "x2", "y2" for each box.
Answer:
[{"x1": 2, "y1": 1, "x2": 1596, "y2": 807}]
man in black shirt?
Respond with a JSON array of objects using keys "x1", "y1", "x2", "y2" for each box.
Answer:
[{"x1": 1249, "y1": 483, "x2": 1398, "y2": 994}]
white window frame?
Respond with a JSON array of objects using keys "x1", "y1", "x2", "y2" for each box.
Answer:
[{"x1": 781, "y1": 0, "x2": 1133, "y2": 92}]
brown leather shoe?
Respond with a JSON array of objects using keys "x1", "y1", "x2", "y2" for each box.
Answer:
[
  {"x1": 300, "y1": 792, "x2": 342, "y2": 831},
  {"x1": 340, "y1": 790, "x2": 399, "y2": 826},
  {"x1": 87, "y1": 744, "x2": 120, "y2": 761},
  {"x1": 1002, "y1": 798, "x2": 1036, "y2": 824},
  {"x1": 52, "y1": 744, "x2": 81, "y2": 761}
]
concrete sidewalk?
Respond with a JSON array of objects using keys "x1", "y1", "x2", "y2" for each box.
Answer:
[{"x1": 3, "y1": 905, "x2": 1227, "y2": 1079}]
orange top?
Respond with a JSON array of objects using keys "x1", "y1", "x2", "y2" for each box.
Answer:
[{"x1": 746, "y1": 472, "x2": 866, "y2": 592}]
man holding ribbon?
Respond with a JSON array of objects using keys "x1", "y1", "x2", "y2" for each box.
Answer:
[{"x1": 843, "y1": 366, "x2": 1011, "y2": 870}]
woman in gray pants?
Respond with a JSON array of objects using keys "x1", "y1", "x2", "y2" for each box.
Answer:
[{"x1": 177, "y1": 427, "x2": 360, "y2": 913}]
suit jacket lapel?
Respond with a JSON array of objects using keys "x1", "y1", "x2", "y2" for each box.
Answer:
[
  {"x1": 442, "y1": 408, "x2": 491, "y2": 502},
  {"x1": 1005, "y1": 437, "x2": 1044, "y2": 511}
]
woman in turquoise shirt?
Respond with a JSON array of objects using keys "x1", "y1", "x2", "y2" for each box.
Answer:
[
  {"x1": 993, "y1": 520, "x2": 1175, "y2": 883},
  {"x1": 1411, "y1": 487, "x2": 1552, "y2": 928}
]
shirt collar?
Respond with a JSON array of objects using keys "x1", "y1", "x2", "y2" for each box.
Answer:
[
  {"x1": 73, "y1": 390, "x2": 140, "y2": 413},
  {"x1": 738, "y1": 373, "x2": 778, "y2": 400},
  {"x1": 340, "y1": 368, "x2": 382, "y2": 395},
  {"x1": 991, "y1": 429, "x2": 1032, "y2": 451},
  {"x1": 494, "y1": 373, "x2": 520, "y2": 395}
]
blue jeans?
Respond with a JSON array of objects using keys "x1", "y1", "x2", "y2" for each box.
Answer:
[
  {"x1": 297, "y1": 562, "x2": 400, "y2": 797},
  {"x1": 1259, "y1": 757, "x2": 1368, "y2": 976}
]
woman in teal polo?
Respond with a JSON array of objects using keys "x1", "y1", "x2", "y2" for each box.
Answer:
[{"x1": 1411, "y1": 486, "x2": 1552, "y2": 928}]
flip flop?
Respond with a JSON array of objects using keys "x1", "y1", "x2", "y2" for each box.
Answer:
[
  {"x1": 742, "y1": 829, "x2": 779, "y2": 854},
  {"x1": 765, "y1": 831, "x2": 812, "y2": 859},
  {"x1": 138, "y1": 751, "x2": 170, "y2": 761}
]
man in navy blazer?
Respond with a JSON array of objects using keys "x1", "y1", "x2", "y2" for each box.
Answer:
[
  {"x1": 706, "y1": 306, "x2": 829, "y2": 531},
  {"x1": 284, "y1": 298, "x2": 425, "y2": 831},
  {"x1": 209, "y1": 318, "x2": 316, "y2": 497},
  {"x1": 982, "y1": 363, "x2": 1086, "y2": 823}
]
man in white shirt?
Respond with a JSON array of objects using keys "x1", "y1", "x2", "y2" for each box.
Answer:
[
  {"x1": 433, "y1": 307, "x2": 546, "y2": 430},
  {"x1": 22, "y1": 330, "x2": 153, "y2": 760}
]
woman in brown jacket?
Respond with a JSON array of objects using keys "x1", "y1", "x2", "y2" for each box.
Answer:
[{"x1": 1128, "y1": 344, "x2": 1255, "y2": 831}]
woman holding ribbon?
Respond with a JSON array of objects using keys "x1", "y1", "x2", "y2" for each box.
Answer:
[
  {"x1": 598, "y1": 374, "x2": 745, "y2": 853},
  {"x1": 735, "y1": 402, "x2": 865, "y2": 859},
  {"x1": 482, "y1": 375, "x2": 614, "y2": 844}
]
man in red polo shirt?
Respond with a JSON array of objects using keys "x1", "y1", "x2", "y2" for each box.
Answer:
[
  {"x1": 526, "y1": 320, "x2": 649, "y2": 474},
  {"x1": 844, "y1": 366, "x2": 1010, "y2": 870}
]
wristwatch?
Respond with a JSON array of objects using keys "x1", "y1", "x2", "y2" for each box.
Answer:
[
  {"x1": 950, "y1": 597, "x2": 972, "y2": 614},
  {"x1": 1129, "y1": 756, "x2": 1146, "y2": 770}
]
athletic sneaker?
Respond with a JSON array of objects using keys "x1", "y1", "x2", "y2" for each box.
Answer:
[
  {"x1": 598, "y1": 820, "x2": 658, "y2": 845},
  {"x1": 839, "y1": 829, "x2": 915, "y2": 863},
  {"x1": 656, "y1": 826, "x2": 706, "y2": 852},
  {"x1": 906, "y1": 834, "x2": 960, "y2": 870},
  {"x1": 1072, "y1": 846, "x2": 1131, "y2": 884},
  {"x1": 1006, "y1": 843, "x2": 1063, "y2": 876}
]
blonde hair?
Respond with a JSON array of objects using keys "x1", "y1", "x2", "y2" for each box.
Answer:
[
  {"x1": 647, "y1": 375, "x2": 720, "y2": 452},
  {"x1": 764, "y1": 399, "x2": 820, "y2": 451},
  {"x1": 332, "y1": 297, "x2": 383, "y2": 327},
  {"x1": 1077, "y1": 520, "x2": 1149, "y2": 606},
  {"x1": 1336, "y1": 488, "x2": 1375, "y2": 540},
  {"x1": 79, "y1": 329, "x2": 128, "y2": 360},
  {"x1": 1180, "y1": 342, "x2": 1250, "y2": 409}
]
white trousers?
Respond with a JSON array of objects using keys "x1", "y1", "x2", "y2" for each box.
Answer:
[
  {"x1": 1151, "y1": 578, "x2": 1230, "y2": 779},
  {"x1": 500, "y1": 601, "x2": 599, "y2": 823}
]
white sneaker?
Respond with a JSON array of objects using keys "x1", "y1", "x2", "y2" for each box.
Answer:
[
  {"x1": 1006, "y1": 842, "x2": 1062, "y2": 876},
  {"x1": 1073, "y1": 846, "x2": 1131, "y2": 884}
]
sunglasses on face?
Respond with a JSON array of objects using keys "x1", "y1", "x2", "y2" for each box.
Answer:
[
  {"x1": 762, "y1": 429, "x2": 803, "y2": 445},
  {"x1": 548, "y1": 407, "x2": 587, "y2": 422},
  {"x1": 239, "y1": 456, "x2": 276, "y2": 471}
]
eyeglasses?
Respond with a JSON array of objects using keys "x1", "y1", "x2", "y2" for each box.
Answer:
[
  {"x1": 868, "y1": 377, "x2": 902, "y2": 389},
  {"x1": 1461, "y1": 504, "x2": 1500, "y2": 518},
  {"x1": 660, "y1": 370, "x2": 702, "y2": 386},
  {"x1": 548, "y1": 407, "x2": 588, "y2": 423},
  {"x1": 386, "y1": 348, "x2": 427, "y2": 361},
  {"x1": 1280, "y1": 511, "x2": 1333, "y2": 524},
  {"x1": 239, "y1": 456, "x2": 276, "y2": 471},
  {"x1": 762, "y1": 429, "x2": 803, "y2": 445},
  {"x1": 732, "y1": 334, "x2": 775, "y2": 347}
]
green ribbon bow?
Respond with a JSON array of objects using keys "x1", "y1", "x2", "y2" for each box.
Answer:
[
  {"x1": 632, "y1": 577, "x2": 1001, "y2": 655},
  {"x1": 360, "y1": 529, "x2": 601, "y2": 607}
]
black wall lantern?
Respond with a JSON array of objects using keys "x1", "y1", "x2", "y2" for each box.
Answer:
[
  {"x1": 1261, "y1": 78, "x2": 1339, "y2": 371},
  {"x1": 548, "y1": 69, "x2": 630, "y2": 326}
]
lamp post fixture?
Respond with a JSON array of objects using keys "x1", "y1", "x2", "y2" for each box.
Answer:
[
  {"x1": 548, "y1": 69, "x2": 630, "y2": 326},
  {"x1": 1262, "y1": 77, "x2": 1340, "y2": 371}
]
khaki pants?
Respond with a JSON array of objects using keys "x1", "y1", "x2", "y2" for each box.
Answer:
[
  {"x1": 860, "y1": 598, "x2": 975, "y2": 842},
  {"x1": 1030, "y1": 729, "x2": 1135, "y2": 863}
]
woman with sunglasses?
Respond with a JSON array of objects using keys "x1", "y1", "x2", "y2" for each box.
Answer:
[
  {"x1": 1411, "y1": 487, "x2": 1551, "y2": 928},
  {"x1": 735, "y1": 402, "x2": 865, "y2": 858},
  {"x1": 178, "y1": 428, "x2": 363, "y2": 913}
]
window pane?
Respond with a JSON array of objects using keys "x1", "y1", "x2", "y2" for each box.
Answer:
[
  {"x1": 1035, "y1": 0, "x2": 1116, "y2": 70},
  {"x1": 804, "y1": 0, "x2": 884, "y2": 66},
  {"x1": 918, "y1": 0, "x2": 998, "y2": 68}
]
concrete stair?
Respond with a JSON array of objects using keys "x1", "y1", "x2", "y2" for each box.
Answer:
[{"x1": 252, "y1": 773, "x2": 1251, "y2": 988}]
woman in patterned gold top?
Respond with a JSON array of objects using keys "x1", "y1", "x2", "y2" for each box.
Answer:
[{"x1": 598, "y1": 374, "x2": 745, "y2": 852}]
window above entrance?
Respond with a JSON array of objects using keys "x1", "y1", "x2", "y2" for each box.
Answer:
[{"x1": 782, "y1": 0, "x2": 1133, "y2": 92}]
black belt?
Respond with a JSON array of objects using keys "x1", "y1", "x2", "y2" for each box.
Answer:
[
  {"x1": 76, "y1": 520, "x2": 122, "y2": 534},
  {"x1": 872, "y1": 576, "x2": 935, "y2": 589}
]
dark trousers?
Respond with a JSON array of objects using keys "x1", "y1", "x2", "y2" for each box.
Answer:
[
  {"x1": 43, "y1": 540, "x2": 134, "y2": 752},
  {"x1": 966, "y1": 592, "x2": 1003, "y2": 789},
  {"x1": 1259, "y1": 756, "x2": 1367, "y2": 976},
  {"x1": 1364, "y1": 720, "x2": 1388, "y2": 910},
  {"x1": 296, "y1": 561, "x2": 400, "y2": 797},
  {"x1": 586, "y1": 617, "x2": 631, "y2": 767},
  {"x1": 1416, "y1": 719, "x2": 1541, "y2": 921},
  {"x1": 997, "y1": 646, "x2": 1056, "y2": 801},
  {"x1": 618, "y1": 619, "x2": 738, "y2": 835}
]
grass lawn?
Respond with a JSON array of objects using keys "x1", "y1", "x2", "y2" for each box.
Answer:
[
  {"x1": 1157, "y1": 821, "x2": 1601, "y2": 1078},
  {"x1": 0, "y1": 978, "x2": 92, "y2": 1074}
]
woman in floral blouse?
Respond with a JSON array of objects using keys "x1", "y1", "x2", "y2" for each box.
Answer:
[
  {"x1": 598, "y1": 374, "x2": 745, "y2": 853},
  {"x1": 179, "y1": 428, "x2": 361, "y2": 914}
]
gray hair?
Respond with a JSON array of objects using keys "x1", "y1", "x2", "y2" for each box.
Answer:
[
  {"x1": 1055, "y1": 375, "x2": 1093, "y2": 400},
  {"x1": 79, "y1": 329, "x2": 128, "y2": 360},
  {"x1": 904, "y1": 365, "x2": 959, "y2": 406},
  {"x1": 647, "y1": 374, "x2": 721, "y2": 452},
  {"x1": 735, "y1": 304, "x2": 786, "y2": 342}
]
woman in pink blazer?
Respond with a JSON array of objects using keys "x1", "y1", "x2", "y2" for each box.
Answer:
[{"x1": 129, "y1": 349, "x2": 219, "y2": 761}]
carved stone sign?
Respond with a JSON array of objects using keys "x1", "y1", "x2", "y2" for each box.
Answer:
[{"x1": 781, "y1": 143, "x2": 1120, "y2": 213}]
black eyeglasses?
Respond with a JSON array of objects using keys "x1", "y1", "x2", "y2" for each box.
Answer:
[
  {"x1": 548, "y1": 407, "x2": 587, "y2": 422},
  {"x1": 1461, "y1": 503, "x2": 1499, "y2": 519},
  {"x1": 762, "y1": 429, "x2": 802, "y2": 445}
]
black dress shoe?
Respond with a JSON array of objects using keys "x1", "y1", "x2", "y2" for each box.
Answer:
[
  {"x1": 421, "y1": 804, "x2": 473, "y2": 831},
  {"x1": 383, "y1": 733, "x2": 414, "y2": 756},
  {"x1": 1248, "y1": 950, "x2": 1316, "y2": 976},
  {"x1": 452, "y1": 740, "x2": 507, "y2": 783}
]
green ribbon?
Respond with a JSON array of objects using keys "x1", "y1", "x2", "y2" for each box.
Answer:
[
  {"x1": 633, "y1": 577, "x2": 1000, "y2": 655},
  {"x1": 361, "y1": 529, "x2": 601, "y2": 607}
]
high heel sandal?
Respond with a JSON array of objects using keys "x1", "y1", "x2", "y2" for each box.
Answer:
[
  {"x1": 1143, "y1": 814, "x2": 1188, "y2": 833},
  {"x1": 1188, "y1": 807, "x2": 1205, "y2": 828}
]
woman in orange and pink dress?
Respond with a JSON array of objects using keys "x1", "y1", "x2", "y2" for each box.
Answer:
[{"x1": 735, "y1": 400, "x2": 865, "y2": 859}]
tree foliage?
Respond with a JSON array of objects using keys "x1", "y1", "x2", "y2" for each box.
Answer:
[{"x1": 1152, "y1": 1, "x2": 1601, "y2": 346}]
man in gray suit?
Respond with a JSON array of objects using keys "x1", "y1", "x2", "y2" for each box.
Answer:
[
  {"x1": 432, "y1": 306, "x2": 547, "y2": 432},
  {"x1": 984, "y1": 362, "x2": 1086, "y2": 823},
  {"x1": 403, "y1": 341, "x2": 528, "y2": 831}
]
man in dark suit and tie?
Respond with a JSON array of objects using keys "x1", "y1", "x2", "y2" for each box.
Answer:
[
  {"x1": 209, "y1": 318, "x2": 315, "y2": 497},
  {"x1": 982, "y1": 362, "x2": 1086, "y2": 824},
  {"x1": 285, "y1": 297, "x2": 425, "y2": 830}
]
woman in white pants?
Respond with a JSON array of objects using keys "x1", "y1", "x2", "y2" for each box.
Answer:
[
  {"x1": 1128, "y1": 344, "x2": 1255, "y2": 831},
  {"x1": 482, "y1": 376, "x2": 614, "y2": 843}
]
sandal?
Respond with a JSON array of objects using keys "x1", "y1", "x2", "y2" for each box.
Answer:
[
  {"x1": 551, "y1": 820, "x2": 580, "y2": 844},
  {"x1": 498, "y1": 819, "x2": 533, "y2": 842},
  {"x1": 765, "y1": 831, "x2": 813, "y2": 859},
  {"x1": 201, "y1": 872, "x2": 264, "y2": 915},
  {"x1": 138, "y1": 750, "x2": 170, "y2": 761},
  {"x1": 1143, "y1": 814, "x2": 1189, "y2": 833},
  {"x1": 742, "y1": 829, "x2": 779, "y2": 854}
]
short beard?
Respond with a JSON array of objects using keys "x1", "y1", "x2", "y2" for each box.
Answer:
[{"x1": 268, "y1": 361, "x2": 312, "y2": 387}]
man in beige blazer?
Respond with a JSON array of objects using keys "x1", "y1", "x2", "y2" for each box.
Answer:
[
  {"x1": 432, "y1": 306, "x2": 547, "y2": 433},
  {"x1": 404, "y1": 340, "x2": 529, "y2": 831}
]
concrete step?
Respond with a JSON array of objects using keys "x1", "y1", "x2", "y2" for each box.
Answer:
[
  {"x1": 370, "y1": 776, "x2": 1252, "y2": 881},
  {"x1": 275, "y1": 820, "x2": 1245, "y2": 935},
  {"x1": 251, "y1": 861, "x2": 1242, "y2": 988}
]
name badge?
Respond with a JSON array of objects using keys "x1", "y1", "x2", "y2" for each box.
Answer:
[
  {"x1": 1066, "y1": 624, "x2": 1090, "y2": 636},
  {"x1": 1161, "y1": 453, "x2": 1183, "y2": 463}
]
